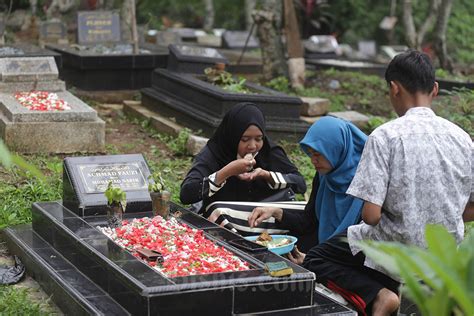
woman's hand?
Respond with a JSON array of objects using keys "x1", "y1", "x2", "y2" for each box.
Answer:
[
  {"x1": 248, "y1": 207, "x2": 283, "y2": 227},
  {"x1": 287, "y1": 246, "x2": 305, "y2": 265},
  {"x1": 237, "y1": 168, "x2": 270, "y2": 182},
  {"x1": 216, "y1": 156, "x2": 256, "y2": 184}
]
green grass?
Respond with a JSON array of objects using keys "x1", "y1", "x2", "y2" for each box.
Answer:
[
  {"x1": 0, "y1": 286, "x2": 50, "y2": 315},
  {"x1": 266, "y1": 69, "x2": 393, "y2": 117}
]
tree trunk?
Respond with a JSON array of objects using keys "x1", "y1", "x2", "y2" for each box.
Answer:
[
  {"x1": 203, "y1": 0, "x2": 214, "y2": 32},
  {"x1": 402, "y1": 0, "x2": 417, "y2": 48},
  {"x1": 433, "y1": 0, "x2": 454, "y2": 71},
  {"x1": 416, "y1": 0, "x2": 440, "y2": 49},
  {"x1": 402, "y1": 0, "x2": 440, "y2": 49},
  {"x1": 129, "y1": 0, "x2": 139, "y2": 54},
  {"x1": 245, "y1": 0, "x2": 257, "y2": 32},
  {"x1": 253, "y1": 0, "x2": 287, "y2": 81},
  {"x1": 284, "y1": 0, "x2": 304, "y2": 89}
]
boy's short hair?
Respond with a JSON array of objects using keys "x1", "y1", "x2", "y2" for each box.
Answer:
[{"x1": 385, "y1": 50, "x2": 435, "y2": 94}]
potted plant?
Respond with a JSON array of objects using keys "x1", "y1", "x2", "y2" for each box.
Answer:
[
  {"x1": 148, "y1": 172, "x2": 171, "y2": 219},
  {"x1": 104, "y1": 181, "x2": 127, "y2": 228}
]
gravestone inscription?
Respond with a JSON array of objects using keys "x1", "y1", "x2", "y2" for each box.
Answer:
[
  {"x1": 63, "y1": 154, "x2": 152, "y2": 216},
  {"x1": 77, "y1": 11, "x2": 120, "y2": 45}
]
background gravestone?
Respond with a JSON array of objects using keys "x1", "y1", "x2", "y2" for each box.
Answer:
[
  {"x1": 222, "y1": 31, "x2": 259, "y2": 49},
  {"x1": 155, "y1": 30, "x2": 181, "y2": 46},
  {"x1": 167, "y1": 44, "x2": 228, "y2": 73},
  {"x1": 77, "y1": 11, "x2": 120, "y2": 45},
  {"x1": 63, "y1": 154, "x2": 152, "y2": 216},
  {"x1": 0, "y1": 56, "x2": 105, "y2": 153},
  {"x1": 39, "y1": 20, "x2": 68, "y2": 45}
]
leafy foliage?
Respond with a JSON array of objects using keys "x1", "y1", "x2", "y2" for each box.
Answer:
[
  {"x1": 447, "y1": 0, "x2": 474, "y2": 65},
  {"x1": 359, "y1": 225, "x2": 474, "y2": 316},
  {"x1": 137, "y1": 0, "x2": 245, "y2": 30},
  {"x1": 204, "y1": 67, "x2": 250, "y2": 94},
  {"x1": 0, "y1": 286, "x2": 48, "y2": 315},
  {"x1": 433, "y1": 89, "x2": 474, "y2": 138},
  {"x1": 148, "y1": 172, "x2": 167, "y2": 193},
  {"x1": 104, "y1": 182, "x2": 126, "y2": 208}
]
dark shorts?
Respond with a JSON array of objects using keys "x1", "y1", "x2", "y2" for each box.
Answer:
[{"x1": 303, "y1": 231, "x2": 400, "y2": 314}]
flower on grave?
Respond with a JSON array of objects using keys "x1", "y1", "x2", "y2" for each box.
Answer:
[
  {"x1": 14, "y1": 91, "x2": 71, "y2": 111},
  {"x1": 98, "y1": 216, "x2": 250, "y2": 277}
]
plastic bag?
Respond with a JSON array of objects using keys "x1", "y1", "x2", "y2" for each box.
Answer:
[{"x1": 0, "y1": 255, "x2": 25, "y2": 285}]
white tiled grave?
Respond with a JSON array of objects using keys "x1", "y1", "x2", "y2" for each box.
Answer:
[{"x1": 0, "y1": 57, "x2": 105, "y2": 153}]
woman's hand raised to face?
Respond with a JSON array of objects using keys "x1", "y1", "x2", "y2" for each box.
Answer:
[
  {"x1": 248, "y1": 207, "x2": 283, "y2": 228},
  {"x1": 217, "y1": 156, "x2": 256, "y2": 184}
]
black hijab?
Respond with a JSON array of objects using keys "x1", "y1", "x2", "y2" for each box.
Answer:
[{"x1": 207, "y1": 103, "x2": 276, "y2": 168}]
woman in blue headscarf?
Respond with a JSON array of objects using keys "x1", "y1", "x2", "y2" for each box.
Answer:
[{"x1": 248, "y1": 116, "x2": 367, "y2": 251}]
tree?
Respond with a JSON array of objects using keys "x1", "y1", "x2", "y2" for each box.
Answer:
[
  {"x1": 402, "y1": 0, "x2": 454, "y2": 71},
  {"x1": 203, "y1": 0, "x2": 214, "y2": 32},
  {"x1": 433, "y1": 0, "x2": 454, "y2": 71},
  {"x1": 284, "y1": 0, "x2": 305, "y2": 89},
  {"x1": 253, "y1": 0, "x2": 287, "y2": 81}
]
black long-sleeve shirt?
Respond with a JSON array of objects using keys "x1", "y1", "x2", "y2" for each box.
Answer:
[
  {"x1": 180, "y1": 145, "x2": 306, "y2": 212},
  {"x1": 278, "y1": 176, "x2": 320, "y2": 252}
]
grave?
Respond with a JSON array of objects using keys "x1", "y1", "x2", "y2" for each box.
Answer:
[
  {"x1": 168, "y1": 27, "x2": 200, "y2": 42},
  {"x1": 39, "y1": 20, "x2": 68, "y2": 46},
  {"x1": 4, "y1": 153, "x2": 355, "y2": 315},
  {"x1": 77, "y1": 11, "x2": 121, "y2": 45},
  {"x1": 46, "y1": 11, "x2": 168, "y2": 91},
  {"x1": 0, "y1": 43, "x2": 62, "y2": 68},
  {"x1": 167, "y1": 44, "x2": 229, "y2": 73},
  {"x1": 220, "y1": 48, "x2": 263, "y2": 74},
  {"x1": 306, "y1": 58, "x2": 387, "y2": 77},
  {"x1": 304, "y1": 35, "x2": 340, "y2": 60},
  {"x1": 437, "y1": 78, "x2": 474, "y2": 93},
  {"x1": 154, "y1": 30, "x2": 181, "y2": 46},
  {"x1": 222, "y1": 30, "x2": 259, "y2": 49},
  {"x1": 0, "y1": 56, "x2": 104, "y2": 153},
  {"x1": 142, "y1": 44, "x2": 309, "y2": 141}
]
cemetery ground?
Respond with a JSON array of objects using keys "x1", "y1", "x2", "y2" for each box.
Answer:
[{"x1": 0, "y1": 69, "x2": 472, "y2": 314}]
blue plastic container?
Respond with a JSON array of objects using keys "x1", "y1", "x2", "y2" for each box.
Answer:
[{"x1": 244, "y1": 235, "x2": 298, "y2": 255}]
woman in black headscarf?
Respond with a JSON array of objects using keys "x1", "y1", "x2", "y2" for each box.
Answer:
[{"x1": 180, "y1": 103, "x2": 306, "y2": 235}]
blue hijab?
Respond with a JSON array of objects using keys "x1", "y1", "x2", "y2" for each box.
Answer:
[{"x1": 300, "y1": 117, "x2": 367, "y2": 243}]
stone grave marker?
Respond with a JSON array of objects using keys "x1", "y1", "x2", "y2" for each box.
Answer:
[
  {"x1": 63, "y1": 154, "x2": 152, "y2": 216},
  {"x1": 358, "y1": 40, "x2": 377, "y2": 58},
  {"x1": 168, "y1": 27, "x2": 199, "y2": 41},
  {"x1": 0, "y1": 56, "x2": 105, "y2": 153},
  {"x1": 167, "y1": 44, "x2": 228, "y2": 73},
  {"x1": 155, "y1": 30, "x2": 181, "y2": 46},
  {"x1": 222, "y1": 30, "x2": 259, "y2": 49},
  {"x1": 39, "y1": 20, "x2": 68, "y2": 45},
  {"x1": 77, "y1": 11, "x2": 120, "y2": 45}
]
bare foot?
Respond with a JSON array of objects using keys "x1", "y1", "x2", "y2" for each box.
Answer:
[{"x1": 372, "y1": 288, "x2": 400, "y2": 316}]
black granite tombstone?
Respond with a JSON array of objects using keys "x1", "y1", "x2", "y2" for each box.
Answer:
[
  {"x1": 167, "y1": 44, "x2": 228, "y2": 73},
  {"x1": 3, "y1": 151, "x2": 357, "y2": 314},
  {"x1": 63, "y1": 154, "x2": 152, "y2": 216},
  {"x1": 437, "y1": 78, "x2": 474, "y2": 93},
  {"x1": 46, "y1": 43, "x2": 167, "y2": 90},
  {"x1": 141, "y1": 68, "x2": 309, "y2": 141},
  {"x1": 77, "y1": 11, "x2": 121, "y2": 45},
  {"x1": 222, "y1": 30, "x2": 259, "y2": 49}
]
